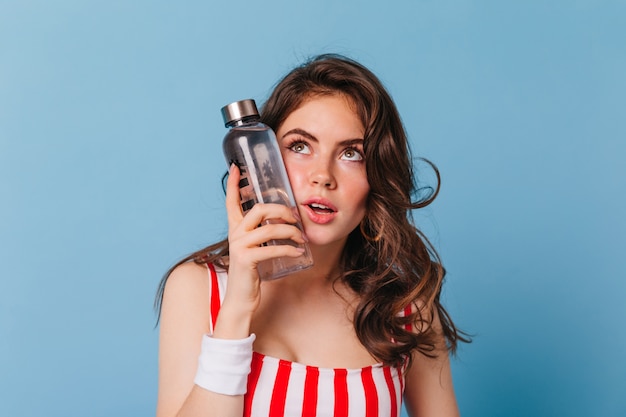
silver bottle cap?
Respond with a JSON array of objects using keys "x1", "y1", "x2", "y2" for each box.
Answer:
[{"x1": 221, "y1": 99, "x2": 259, "y2": 126}]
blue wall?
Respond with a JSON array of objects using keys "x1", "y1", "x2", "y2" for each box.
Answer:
[{"x1": 1, "y1": 1, "x2": 624, "y2": 416}]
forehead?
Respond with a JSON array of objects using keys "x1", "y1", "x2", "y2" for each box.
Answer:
[{"x1": 278, "y1": 94, "x2": 364, "y2": 136}]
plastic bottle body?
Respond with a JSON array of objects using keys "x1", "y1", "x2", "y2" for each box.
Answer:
[{"x1": 223, "y1": 120, "x2": 313, "y2": 280}]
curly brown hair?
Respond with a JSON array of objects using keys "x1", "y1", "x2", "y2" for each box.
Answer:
[{"x1": 155, "y1": 54, "x2": 468, "y2": 367}]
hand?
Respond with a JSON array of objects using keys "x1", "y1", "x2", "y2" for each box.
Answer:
[{"x1": 220, "y1": 164, "x2": 306, "y2": 317}]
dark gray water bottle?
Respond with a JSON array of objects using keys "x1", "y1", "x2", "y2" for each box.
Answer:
[{"x1": 221, "y1": 99, "x2": 313, "y2": 280}]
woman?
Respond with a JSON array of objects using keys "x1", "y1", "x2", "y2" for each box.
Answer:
[{"x1": 155, "y1": 54, "x2": 468, "y2": 417}]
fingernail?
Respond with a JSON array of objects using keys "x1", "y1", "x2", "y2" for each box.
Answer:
[{"x1": 301, "y1": 232, "x2": 309, "y2": 242}]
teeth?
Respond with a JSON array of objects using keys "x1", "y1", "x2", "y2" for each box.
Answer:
[{"x1": 310, "y1": 203, "x2": 330, "y2": 210}]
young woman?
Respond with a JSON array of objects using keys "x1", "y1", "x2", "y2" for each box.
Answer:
[{"x1": 155, "y1": 54, "x2": 467, "y2": 417}]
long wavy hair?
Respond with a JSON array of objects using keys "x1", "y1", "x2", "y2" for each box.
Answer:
[{"x1": 155, "y1": 54, "x2": 468, "y2": 367}]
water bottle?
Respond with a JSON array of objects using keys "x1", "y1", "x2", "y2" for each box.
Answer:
[{"x1": 221, "y1": 99, "x2": 313, "y2": 280}]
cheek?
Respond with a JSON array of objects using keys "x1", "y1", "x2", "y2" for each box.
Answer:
[
  {"x1": 283, "y1": 160, "x2": 304, "y2": 188},
  {"x1": 349, "y1": 176, "x2": 370, "y2": 214},
  {"x1": 352, "y1": 167, "x2": 370, "y2": 195}
]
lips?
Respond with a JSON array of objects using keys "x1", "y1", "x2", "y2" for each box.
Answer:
[
  {"x1": 309, "y1": 203, "x2": 334, "y2": 213},
  {"x1": 302, "y1": 198, "x2": 337, "y2": 224}
]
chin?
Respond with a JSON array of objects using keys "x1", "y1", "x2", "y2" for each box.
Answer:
[{"x1": 305, "y1": 233, "x2": 349, "y2": 250}]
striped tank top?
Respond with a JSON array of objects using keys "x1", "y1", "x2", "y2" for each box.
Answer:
[{"x1": 205, "y1": 263, "x2": 408, "y2": 417}]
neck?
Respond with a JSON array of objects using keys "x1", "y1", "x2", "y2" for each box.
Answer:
[
  {"x1": 309, "y1": 242, "x2": 344, "y2": 277},
  {"x1": 269, "y1": 240, "x2": 346, "y2": 293}
]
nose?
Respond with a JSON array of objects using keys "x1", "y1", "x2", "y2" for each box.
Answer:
[{"x1": 310, "y1": 162, "x2": 337, "y2": 189}]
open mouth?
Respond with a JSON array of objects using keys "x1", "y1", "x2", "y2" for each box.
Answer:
[{"x1": 308, "y1": 203, "x2": 335, "y2": 214}]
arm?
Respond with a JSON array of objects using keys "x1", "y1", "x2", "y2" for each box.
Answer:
[
  {"x1": 156, "y1": 165, "x2": 307, "y2": 417},
  {"x1": 403, "y1": 312, "x2": 460, "y2": 417},
  {"x1": 156, "y1": 262, "x2": 247, "y2": 417}
]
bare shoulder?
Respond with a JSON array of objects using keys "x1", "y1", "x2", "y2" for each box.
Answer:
[
  {"x1": 160, "y1": 262, "x2": 211, "y2": 330},
  {"x1": 403, "y1": 300, "x2": 459, "y2": 417},
  {"x1": 164, "y1": 261, "x2": 210, "y2": 295},
  {"x1": 156, "y1": 262, "x2": 213, "y2": 417}
]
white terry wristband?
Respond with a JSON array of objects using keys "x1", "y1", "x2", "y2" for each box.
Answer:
[{"x1": 194, "y1": 333, "x2": 256, "y2": 396}]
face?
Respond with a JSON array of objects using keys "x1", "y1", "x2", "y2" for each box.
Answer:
[{"x1": 276, "y1": 94, "x2": 370, "y2": 249}]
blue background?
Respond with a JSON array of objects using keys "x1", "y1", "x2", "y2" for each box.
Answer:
[{"x1": 1, "y1": 1, "x2": 624, "y2": 416}]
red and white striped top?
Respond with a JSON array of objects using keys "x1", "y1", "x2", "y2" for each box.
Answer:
[{"x1": 205, "y1": 263, "x2": 408, "y2": 417}]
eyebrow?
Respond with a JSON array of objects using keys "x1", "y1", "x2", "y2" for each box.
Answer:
[{"x1": 281, "y1": 128, "x2": 364, "y2": 146}]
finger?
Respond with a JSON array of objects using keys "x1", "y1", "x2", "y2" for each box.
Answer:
[
  {"x1": 237, "y1": 203, "x2": 300, "y2": 232},
  {"x1": 225, "y1": 164, "x2": 244, "y2": 230},
  {"x1": 230, "y1": 244, "x2": 307, "y2": 267},
  {"x1": 234, "y1": 223, "x2": 307, "y2": 248}
]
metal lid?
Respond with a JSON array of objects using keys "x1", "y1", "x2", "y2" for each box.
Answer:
[{"x1": 221, "y1": 99, "x2": 259, "y2": 126}]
